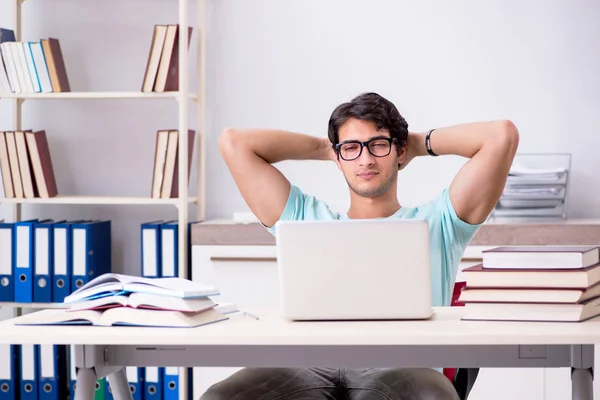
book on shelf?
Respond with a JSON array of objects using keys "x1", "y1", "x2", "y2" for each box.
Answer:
[
  {"x1": 0, "y1": 130, "x2": 58, "y2": 199},
  {"x1": 142, "y1": 24, "x2": 193, "y2": 93},
  {"x1": 63, "y1": 273, "x2": 220, "y2": 304},
  {"x1": 151, "y1": 129, "x2": 195, "y2": 199},
  {"x1": 0, "y1": 27, "x2": 70, "y2": 93},
  {"x1": 459, "y1": 245, "x2": 600, "y2": 322},
  {"x1": 13, "y1": 306, "x2": 229, "y2": 328},
  {"x1": 481, "y1": 245, "x2": 600, "y2": 270}
]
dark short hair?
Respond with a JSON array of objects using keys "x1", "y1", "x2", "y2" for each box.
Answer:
[{"x1": 328, "y1": 92, "x2": 409, "y2": 156}]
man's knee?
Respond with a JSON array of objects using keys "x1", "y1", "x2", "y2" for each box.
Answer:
[
  {"x1": 387, "y1": 368, "x2": 459, "y2": 400},
  {"x1": 199, "y1": 367, "x2": 332, "y2": 400},
  {"x1": 354, "y1": 368, "x2": 459, "y2": 400},
  {"x1": 199, "y1": 368, "x2": 268, "y2": 400}
]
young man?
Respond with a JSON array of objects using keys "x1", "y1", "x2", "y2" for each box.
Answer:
[{"x1": 203, "y1": 92, "x2": 519, "y2": 400}]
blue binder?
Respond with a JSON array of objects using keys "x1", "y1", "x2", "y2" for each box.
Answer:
[
  {"x1": 52, "y1": 220, "x2": 89, "y2": 303},
  {"x1": 14, "y1": 220, "x2": 38, "y2": 303},
  {"x1": 160, "y1": 221, "x2": 178, "y2": 278},
  {"x1": 0, "y1": 344, "x2": 17, "y2": 400},
  {"x1": 19, "y1": 344, "x2": 38, "y2": 400},
  {"x1": 126, "y1": 367, "x2": 143, "y2": 400},
  {"x1": 33, "y1": 221, "x2": 57, "y2": 303},
  {"x1": 0, "y1": 221, "x2": 14, "y2": 302},
  {"x1": 163, "y1": 367, "x2": 179, "y2": 400},
  {"x1": 144, "y1": 367, "x2": 163, "y2": 400},
  {"x1": 104, "y1": 367, "x2": 143, "y2": 400},
  {"x1": 141, "y1": 221, "x2": 164, "y2": 279},
  {"x1": 70, "y1": 220, "x2": 111, "y2": 292},
  {"x1": 159, "y1": 221, "x2": 197, "y2": 279},
  {"x1": 38, "y1": 344, "x2": 66, "y2": 400}
]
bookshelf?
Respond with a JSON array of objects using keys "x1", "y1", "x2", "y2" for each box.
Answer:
[
  {"x1": 0, "y1": 91, "x2": 199, "y2": 100},
  {"x1": 0, "y1": 195, "x2": 198, "y2": 205},
  {"x1": 1, "y1": 0, "x2": 206, "y2": 397},
  {"x1": 1, "y1": 0, "x2": 206, "y2": 278}
]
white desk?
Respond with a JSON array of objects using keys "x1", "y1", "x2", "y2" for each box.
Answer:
[{"x1": 0, "y1": 307, "x2": 597, "y2": 400}]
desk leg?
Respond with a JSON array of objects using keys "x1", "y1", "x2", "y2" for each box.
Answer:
[
  {"x1": 106, "y1": 368, "x2": 133, "y2": 400},
  {"x1": 74, "y1": 368, "x2": 97, "y2": 400},
  {"x1": 572, "y1": 368, "x2": 594, "y2": 400}
]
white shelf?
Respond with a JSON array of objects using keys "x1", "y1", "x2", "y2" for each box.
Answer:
[
  {"x1": 0, "y1": 302, "x2": 68, "y2": 309},
  {"x1": 0, "y1": 91, "x2": 197, "y2": 100},
  {"x1": 0, "y1": 195, "x2": 197, "y2": 205}
]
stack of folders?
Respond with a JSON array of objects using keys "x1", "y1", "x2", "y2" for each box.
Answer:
[
  {"x1": 492, "y1": 158, "x2": 569, "y2": 219},
  {"x1": 0, "y1": 344, "x2": 68, "y2": 400},
  {"x1": 139, "y1": 220, "x2": 198, "y2": 280},
  {"x1": 0, "y1": 219, "x2": 111, "y2": 304},
  {"x1": 459, "y1": 245, "x2": 600, "y2": 322},
  {"x1": 14, "y1": 273, "x2": 237, "y2": 328},
  {"x1": 0, "y1": 344, "x2": 187, "y2": 400}
]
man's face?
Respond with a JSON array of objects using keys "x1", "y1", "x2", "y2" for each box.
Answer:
[{"x1": 335, "y1": 118, "x2": 405, "y2": 198}]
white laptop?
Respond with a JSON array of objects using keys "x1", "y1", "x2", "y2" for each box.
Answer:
[{"x1": 275, "y1": 219, "x2": 433, "y2": 320}]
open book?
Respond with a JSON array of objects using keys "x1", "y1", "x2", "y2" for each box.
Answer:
[
  {"x1": 14, "y1": 307, "x2": 229, "y2": 328},
  {"x1": 64, "y1": 273, "x2": 219, "y2": 303},
  {"x1": 69, "y1": 292, "x2": 216, "y2": 313}
]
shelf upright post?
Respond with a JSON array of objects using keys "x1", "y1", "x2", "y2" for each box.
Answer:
[
  {"x1": 196, "y1": 0, "x2": 206, "y2": 222},
  {"x1": 177, "y1": 0, "x2": 190, "y2": 281},
  {"x1": 177, "y1": 0, "x2": 190, "y2": 399},
  {"x1": 12, "y1": 0, "x2": 23, "y2": 318}
]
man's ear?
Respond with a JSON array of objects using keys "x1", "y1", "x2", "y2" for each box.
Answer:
[
  {"x1": 397, "y1": 142, "x2": 407, "y2": 163},
  {"x1": 335, "y1": 155, "x2": 342, "y2": 171}
]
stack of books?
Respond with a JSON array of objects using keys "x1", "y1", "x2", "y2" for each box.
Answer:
[
  {"x1": 0, "y1": 130, "x2": 58, "y2": 199},
  {"x1": 459, "y1": 245, "x2": 600, "y2": 322},
  {"x1": 15, "y1": 273, "x2": 235, "y2": 328},
  {"x1": 141, "y1": 24, "x2": 193, "y2": 92},
  {"x1": 0, "y1": 27, "x2": 70, "y2": 93},
  {"x1": 150, "y1": 129, "x2": 196, "y2": 199}
]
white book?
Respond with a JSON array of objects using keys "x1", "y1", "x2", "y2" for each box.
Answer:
[
  {"x1": 64, "y1": 273, "x2": 220, "y2": 303},
  {"x1": 22, "y1": 42, "x2": 40, "y2": 92},
  {"x1": 11, "y1": 42, "x2": 33, "y2": 93},
  {"x1": 0, "y1": 52, "x2": 11, "y2": 93},
  {"x1": 0, "y1": 43, "x2": 20, "y2": 93},
  {"x1": 29, "y1": 42, "x2": 52, "y2": 93},
  {"x1": 13, "y1": 307, "x2": 229, "y2": 328},
  {"x1": 69, "y1": 291, "x2": 216, "y2": 313}
]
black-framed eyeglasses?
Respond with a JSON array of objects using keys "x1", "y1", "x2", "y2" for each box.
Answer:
[{"x1": 335, "y1": 137, "x2": 396, "y2": 161}]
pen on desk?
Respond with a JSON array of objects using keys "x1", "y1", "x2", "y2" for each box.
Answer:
[{"x1": 242, "y1": 311, "x2": 260, "y2": 320}]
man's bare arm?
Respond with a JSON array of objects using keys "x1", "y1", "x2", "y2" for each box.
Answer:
[
  {"x1": 404, "y1": 120, "x2": 519, "y2": 224},
  {"x1": 219, "y1": 128, "x2": 334, "y2": 227}
]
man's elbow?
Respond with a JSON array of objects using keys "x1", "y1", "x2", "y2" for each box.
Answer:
[
  {"x1": 219, "y1": 127, "x2": 240, "y2": 160},
  {"x1": 496, "y1": 120, "x2": 520, "y2": 155}
]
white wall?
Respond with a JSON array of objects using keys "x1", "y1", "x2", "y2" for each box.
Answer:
[
  {"x1": 1, "y1": 0, "x2": 600, "y2": 273},
  {"x1": 206, "y1": 0, "x2": 600, "y2": 217}
]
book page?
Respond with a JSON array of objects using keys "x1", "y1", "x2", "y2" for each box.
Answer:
[
  {"x1": 14, "y1": 309, "x2": 102, "y2": 325},
  {"x1": 123, "y1": 278, "x2": 219, "y2": 298},
  {"x1": 128, "y1": 292, "x2": 215, "y2": 312},
  {"x1": 102, "y1": 307, "x2": 228, "y2": 328}
]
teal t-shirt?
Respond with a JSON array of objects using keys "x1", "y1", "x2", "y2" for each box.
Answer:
[{"x1": 267, "y1": 185, "x2": 482, "y2": 307}]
